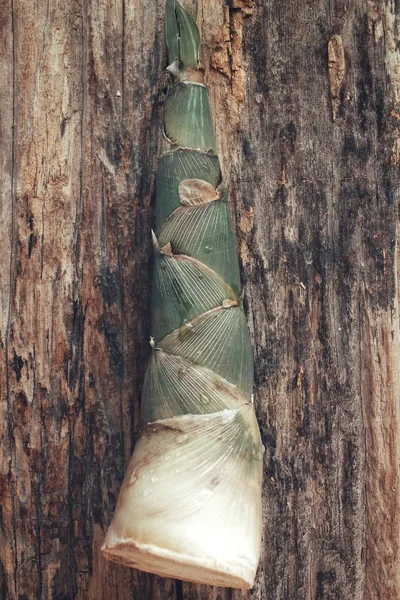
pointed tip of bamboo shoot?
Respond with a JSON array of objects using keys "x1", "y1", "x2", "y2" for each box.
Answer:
[
  {"x1": 151, "y1": 229, "x2": 160, "y2": 252},
  {"x1": 167, "y1": 58, "x2": 181, "y2": 79},
  {"x1": 222, "y1": 298, "x2": 238, "y2": 308},
  {"x1": 159, "y1": 241, "x2": 174, "y2": 255}
]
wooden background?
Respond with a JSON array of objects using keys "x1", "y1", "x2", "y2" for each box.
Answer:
[{"x1": 1, "y1": 0, "x2": 399, "y2": 598}]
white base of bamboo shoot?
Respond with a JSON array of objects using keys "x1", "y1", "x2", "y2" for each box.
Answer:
[
  {"x1": 102, "y1": 407, "x2": 263, "y2": 589},
  {"x1": 102, "y1": 536, "x2": 255, "y2": 589}
]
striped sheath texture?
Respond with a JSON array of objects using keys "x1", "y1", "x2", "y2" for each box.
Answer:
[{"x1": 102, "y1": 0, "x2": 263, "y2": 588}]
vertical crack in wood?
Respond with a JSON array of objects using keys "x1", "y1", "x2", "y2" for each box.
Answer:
[
  {"x1": 122, "y1": 0, "x2": 126, "y2": 113},
  {"x1": 175, "y1": 579, "x2": 183, "y2": 600},
  {"x1": 328, "y1": 34, "x2": 345, "y2": 122}
]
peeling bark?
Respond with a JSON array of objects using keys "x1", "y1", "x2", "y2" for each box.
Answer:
[{"x1": 0, "y1": 0, "x2": 399, "y2": 599}]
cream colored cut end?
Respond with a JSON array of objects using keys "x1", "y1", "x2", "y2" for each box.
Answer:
[{"x1": 102, "y1": 538, "x2": 255, "y2": 589}]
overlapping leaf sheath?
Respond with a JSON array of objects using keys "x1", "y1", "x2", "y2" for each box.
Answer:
[{"x1": 102, "y1": 0, "x2": 263, "y2": 589}]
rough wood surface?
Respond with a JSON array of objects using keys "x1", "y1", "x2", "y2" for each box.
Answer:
[{"x1": 1, "y1": 1, "x2": 399, "y2": 599}]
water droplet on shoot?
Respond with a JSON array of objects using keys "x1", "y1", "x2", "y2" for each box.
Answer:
[{"x1": 142, "y1": 488, "x2": 153, "y2": 497}]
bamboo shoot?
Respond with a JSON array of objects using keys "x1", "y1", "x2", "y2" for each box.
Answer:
[{"x1": 102, "y1": 0, "x2": 263, "y2": 588}]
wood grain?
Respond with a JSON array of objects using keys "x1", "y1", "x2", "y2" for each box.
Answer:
[{"x1": 0, "y1": 0, "x2": 399, "y2": 599}]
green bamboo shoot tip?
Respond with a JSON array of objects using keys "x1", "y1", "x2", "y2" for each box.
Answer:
[{"x1": 166, "y1": 0, "x2": 200, "y2": 71}]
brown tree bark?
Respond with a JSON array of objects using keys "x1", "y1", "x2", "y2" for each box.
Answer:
[{"x1": 1, "y1": 1, "x2": 399, "y2": 599}]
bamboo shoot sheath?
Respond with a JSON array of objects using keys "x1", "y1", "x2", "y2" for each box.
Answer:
[{"x1": 102, "y1": 0, "x2": 263, "y2": 588}]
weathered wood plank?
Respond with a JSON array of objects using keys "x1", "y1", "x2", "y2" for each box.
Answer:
[
  {"x1": 238, "y1": 0, "x2": 400, "y2": 598},
  {"x1": 1, "y1": 1, "x2": 86, "y2": 598},
  {"x1": 0, "y1": 2, "x2": 16, "y2": 599},
  {"x1": 0, "y1": 0, "x2": 399, "y2": 599}
]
